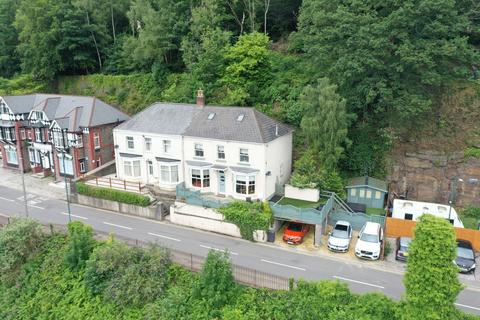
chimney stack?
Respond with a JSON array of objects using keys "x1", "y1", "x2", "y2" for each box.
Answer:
[{"x1": 196, "y1": 89, "x2": 205, "y2": 108}]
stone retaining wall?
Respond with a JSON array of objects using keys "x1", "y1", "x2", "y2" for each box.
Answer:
[{"x1": 70, "y1": 193, "x2": 165, "y2": 220}]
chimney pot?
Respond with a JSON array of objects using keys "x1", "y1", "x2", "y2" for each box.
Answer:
[{"x1": 196, "y1": 89, "x2": 205, "y2": 108}]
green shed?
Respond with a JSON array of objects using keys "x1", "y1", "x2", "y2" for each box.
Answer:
[{"x1": 345, "y1": 176, "x2": 388, "y2": 209}]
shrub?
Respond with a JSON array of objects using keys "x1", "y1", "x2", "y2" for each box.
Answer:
[
  {"x1": 76, "y1": 182, "x2": 150, "y2": 207},
  {"x1": 193, "y1": 250, "x2": 236, "y2": 317},
  {"x1": 464, "y1": 147, "x2": 480, "y2": 159},
  {"x1": 218, "y1": 201, "x2": 272, "y2": 241},
  {"x1": 0, "y1": 218, "x2": 43, "y2": 277},
  {"x1": 64, "y1": 221, "x2": 95, "y2": 271}
]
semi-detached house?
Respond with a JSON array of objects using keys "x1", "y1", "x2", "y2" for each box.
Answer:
[{"x1": 114, "y1": 91, "x2": 293, "y2": 201}]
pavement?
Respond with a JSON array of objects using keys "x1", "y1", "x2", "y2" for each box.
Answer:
[{"x1": 0, "y1": 166, "x2": 479, "y2": 315}]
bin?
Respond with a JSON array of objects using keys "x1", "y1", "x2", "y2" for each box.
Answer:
[{"x1": 267, "y1": 229, "x2": 275, "y2": 242}]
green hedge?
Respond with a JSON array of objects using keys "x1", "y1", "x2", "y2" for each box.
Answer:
[
  {"x1": 218, "y1": 201, "x2": 272, "y2": 241},
  {"x1": 76, "y1": 182, "x2": 150, "y2": 207}
]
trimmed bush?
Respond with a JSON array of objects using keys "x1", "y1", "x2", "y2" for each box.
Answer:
[{"x1": 76, "y1": 182, "x2": 150, "y2": 207}]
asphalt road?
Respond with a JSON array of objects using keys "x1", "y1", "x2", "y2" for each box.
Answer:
[{"x1": 0, "y1": 184, "x2": 479, "y2": 315}]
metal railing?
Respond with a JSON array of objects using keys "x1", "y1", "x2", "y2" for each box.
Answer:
[
  {"x1": 176, "y1": 182, "x2": 231, "y2": 209},
  {"x1": 270, "y1": 201, "x2": 327, "y2": 225}
]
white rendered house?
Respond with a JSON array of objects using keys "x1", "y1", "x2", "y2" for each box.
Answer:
[
  {"x1": 113, "y1": 92, "x2": 293, "y2": 200},
  {"x1": 392, "y1": 198, "x2": 464, "y2": 228}
]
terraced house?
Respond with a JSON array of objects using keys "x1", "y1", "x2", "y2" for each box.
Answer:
[
  {"x1": 114, "y1": 91, "x2": 293, "y2": 200},
  {"x1": 0, "y1": 94, "x2": 129, "y2": 179}
]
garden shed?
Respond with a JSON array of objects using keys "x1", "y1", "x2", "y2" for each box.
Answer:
[{"x1": 345, "y1": 176, "x2": 387, "y2": 209}]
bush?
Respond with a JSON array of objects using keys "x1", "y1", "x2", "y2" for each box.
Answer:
[
  {"x1": 76, "y1": 182, "x2": 150, "y2": 207},
  {"x1": 193, "y1": 250, "x2": 236, "y2": 317},
  {"x1": 218, "y1": 201, "x2": 272, "y2": 241},
  {"x1": 64, "y1": 221, "x2": 95, "y2": 271},
  {"x1": 0, "y1": 218, "x2": 43, "y2": 278},
  {"x1": 464, "y1": 147, "x2": 480, "y2": 159}
]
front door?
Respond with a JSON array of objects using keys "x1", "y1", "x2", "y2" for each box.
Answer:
[{"x1": 218, "y1": 171, "x2": 225, "y2": 194}]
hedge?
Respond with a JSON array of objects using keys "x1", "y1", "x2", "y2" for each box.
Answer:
[{"x1": 76, "y1": 182, "x2": 150, "y2": 207}]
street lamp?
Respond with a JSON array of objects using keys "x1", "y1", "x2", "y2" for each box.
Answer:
[{"x1": 50, "y1": 127, "x2": 72, "y2": 222}]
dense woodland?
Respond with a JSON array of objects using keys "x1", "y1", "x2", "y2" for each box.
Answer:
[
  {"x1": 0, "y1": 0, "x2": 479, "y2": 181},
  {"x1": 0, "y1": 217, "x2": 477, "y2": 320}
]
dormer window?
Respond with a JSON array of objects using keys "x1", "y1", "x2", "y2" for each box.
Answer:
[{"x1": 236, "y1": 114, "x2": 245, "y2": 122}]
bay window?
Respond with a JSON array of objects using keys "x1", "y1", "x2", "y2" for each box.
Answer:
[
  {"x1": 124, "y1": 160, "x2": 141, "y2": 177},
  {"x1": 159, "y1": 164, "x2": 179, "y2": 184},
  {"x1": 191, "y1": 168, "x2": 209, "y2": 188},
  {"x1": 235, "y1": 175, "x2": 256, "y2": 195}
]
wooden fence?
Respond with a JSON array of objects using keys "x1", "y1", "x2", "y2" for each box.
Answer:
[
  {"x1": 385, "y1": 217, "x2": 480, "y2": 251},
  {"x1": 83, "y1": 176, "x2": 146, "y2": 194}
]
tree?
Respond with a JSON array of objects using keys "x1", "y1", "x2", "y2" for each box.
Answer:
[
  {"x1": 403, "y1": 214, "x2": 463, "y2": 319},
  {"x1": 220, "y1": 32, "x2": 272, "y2": 105},
  {"x1": 0, "y1": 0, "x2": 20, "y2": 77},
  {"x1": 193, "y1": 250, "x2": 236, "y2": 316},
  {"x1": 181, "y1": 0, "x2": 232, "y2": 95},
  {"x1": 300, "y1": 78, "x2": 351, "y2": 170},
  {"x1": 64, "y1": 221, "x2": 95, "y2": 271},
  {"x1": 293, "y1": 0, "x2": 478, "y2": 131},
  {"x1": 0, "y1": 218, "x2": 43, "y2": 278}
]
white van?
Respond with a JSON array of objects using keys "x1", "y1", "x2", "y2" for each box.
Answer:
[{"x1": 355, "y1": 222, "x2": 383, "y2": 260}]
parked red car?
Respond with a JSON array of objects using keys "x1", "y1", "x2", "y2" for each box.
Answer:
[{"x1": 283, "y1": 222, "x2": 309, "y2": 244}]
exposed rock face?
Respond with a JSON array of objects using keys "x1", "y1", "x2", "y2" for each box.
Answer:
[{"x1": 388, "y1": 148, "x2": 480, "y2": 207}]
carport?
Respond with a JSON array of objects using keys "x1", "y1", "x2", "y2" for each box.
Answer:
[{"x1": 270, "y1": 196, "x2": 333, "y2": 246}]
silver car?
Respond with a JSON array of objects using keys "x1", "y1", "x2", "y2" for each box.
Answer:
[{"x1": 328, "y1": 220, "x2": 352, "y2": 252}]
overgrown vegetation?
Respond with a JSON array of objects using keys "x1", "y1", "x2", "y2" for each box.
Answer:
[
  {"x1": 218, "y1": 201, "x2": 272, "y2": 241},
  {"x1": 460, "y1": 206, "x2": 480, "y2": 230},
  {"x1": 0, "y1": 218, "x2": 477, "y2": 319},
  {"x1": 464, "y1": 147, "x2": 480, "y2": 159},
  {"x1": 76, "y1": 182, "x2": 150, "y2": 207}
]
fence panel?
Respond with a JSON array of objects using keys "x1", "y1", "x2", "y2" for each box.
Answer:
[{"x1": 329, "y1": 210, "x2": 385, "y2": 231}]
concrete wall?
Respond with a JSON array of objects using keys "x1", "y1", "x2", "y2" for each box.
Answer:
[
  {"x1": 71, "y1": 193, "x2": 164, "y2": 220},
  {"x1": 171, "y1": 202, "x2": 267, "y2": 242},
  {"x1": 284, "y1": 184, "x2": 320, "y2": 202}
]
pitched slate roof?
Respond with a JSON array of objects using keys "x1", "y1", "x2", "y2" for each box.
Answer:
[
  {"x1": 346, "y1": 176, "x2": 388, "y2": 193},
  {"x1": 1, "y1": 94, "x2": 129, "y2": 132},
  {"x1": 116, "y1": 102, "x2": 292, "y2": 144}
]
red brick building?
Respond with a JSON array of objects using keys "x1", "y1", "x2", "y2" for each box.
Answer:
[{"x1": 0, "y1": 94, "x2": 129, "y2": 179}]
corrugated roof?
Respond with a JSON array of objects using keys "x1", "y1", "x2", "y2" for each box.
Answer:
[
  {"x1": 346, "y1": 176, "x2": 388, "y2": 192},
  {"x1": 116, "y1": 102, "x2": 292, "y2": 143},
  {"x1": 2, "y1": 94, "x2": 129, "y2": 131}
]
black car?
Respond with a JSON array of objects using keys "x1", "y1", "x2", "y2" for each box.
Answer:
[
  {"x1": 455, "y1": 240, "x2": 476, "y2": 274},
  {"x1": 395, "y1": 237, "x2": 412, "y2": 262}
]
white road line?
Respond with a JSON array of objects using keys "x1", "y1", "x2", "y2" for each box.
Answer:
[
  {"x1": 200, "y1": 244, "x2": 239, "y2": 256},
  {"x1": 260, "y1": 259, "x2": 306, "y2": 271},
  {"x1": 148, "y1": 232, "x2": 181, "y2": 242},
  {"x1": 103, "y1": 221, "x2": 132, "y2": 230},
  {"x1": 28, "y1": 204, "x2": 45, "y2": 210},
  {"x1": 455, "y1": 303, "x2": 480, "y2": 312},
  {"x1": 333, "y1": 276, "x2": 385, "y2": 289},
  {"x1": 0, "y1": 196, "x2": 14, "y2": 202},
  {"x1": 60, "y1": 212, "x2": 88, "y2": 220}
]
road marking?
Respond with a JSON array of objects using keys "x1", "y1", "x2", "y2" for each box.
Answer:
[
  {"x1": 333, "y1": 276, "x2": 385, "y2": 289},
  {"x1": 60, "y1": 212, "x2": 88, "y2": 220},
  {"x1": 455, "y1": 303, "x2": 480, "y2": 312},
  {"x1": 103, "y1": 221, "x2": 132, "y2": 230},
  {"x1": 260, "y1": 259, "x2": 306, "y2": 271},
  {"x1": 28, "y1": 204, "x2": 45, "y2": 210},
  {"x1": 200, "y1": 244, "x2": 238, "y2": 256},
  {"x1": 148, "y1": 232, "x2": 181, "y2": 242},
  {"x1": 0, "y1": 196, "x2": 14, "y2": 202}
]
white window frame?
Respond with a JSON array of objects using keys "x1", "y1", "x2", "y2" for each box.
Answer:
[
  {"x1": 126, "y1": 136, "x2": 134, "y2": 149},
  {"x1": 35, "y1": 128, "x2": 41, "y2": 142},
  {"x1": 350, "y1": 189, "x2": 357, "y2": 196},
  {"x1": 194, "y1": 143, "x2": 204, "y2": 157},
  {"x1": 160, "y1": 164, "x2": 179, "y2": 184},
  {"x1": 4, "y1": 128, "x2": 11, "y2": 141},
  {"x1": 20, "y1": 129, "x2": 26, "y2": 140},
  {"x1": 190, "y1": 168, "x2": 210, "y2": 188},
  {"x1": 239, "y1": 148, "x2": 249, "y2": 163},
  {"x1": 145, "y1": 137, "x2": 152, "y2": 152},
  {"x1": 79, "y1": 160, "x2": 86, "y2": 173},
  {"x1": 93, "y1": 132, "x2": 100, "y2": 149},
  {"x1": 235, "y1": 174, "x2": 256, "y2": 195},
  {"x1": 217, "y1": 145, "x2": 225, "y2": 160},
  {"x1": 365, "y1": 190, "x2": 372, "y2": 199},
  {"x1": 5, "y1": 147, "x2": 18, "y2": 165},
  {"x1": 375, "y1": 191, "x2": 382, "y2": 200},
  {"x1": 77, "y1": 135, "x2": 83, "y2": 148},
  {"x1": 123, "y1": 159, "x2": 141, "y2": 177},
  {"x1": 147, "y1": 160, "x2": 154, "y2": 175},
  {"x1": 163, "y1": 140, "x2": 171, "y2": 153},
  {"x1": 359, "y1": 189, "x2": 365, "y2": 198}
]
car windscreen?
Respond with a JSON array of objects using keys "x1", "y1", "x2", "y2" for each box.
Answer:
[
  {"x1": 332, "y1": 225, "x2": 349, "y2": 239},
  {"x1": 457, "y1": 246, "x2": 474, "y2": 260},
  {"x1": 287, "y1": 223, "x2": 303, "y2": 232},
  {"x1": 360, "y1": 233, "x2": 378, "y2": 243}
]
